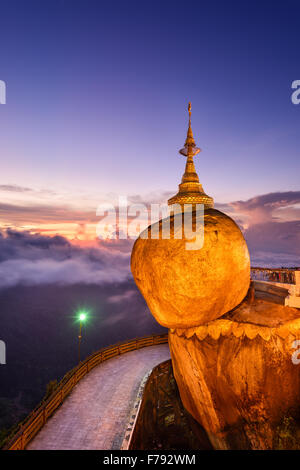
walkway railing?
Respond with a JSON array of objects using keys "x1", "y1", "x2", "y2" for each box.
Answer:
[
  {"x1": 251, "y1": 267, "x2": 299, "y2": 285},
  {"x1": 4, "y1": 333, "x2": 168, "y2": 451}
]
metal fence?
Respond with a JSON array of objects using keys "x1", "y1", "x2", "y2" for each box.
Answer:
[{"x1": 251, "y1": 267, "x2": 298, "y2": 285}]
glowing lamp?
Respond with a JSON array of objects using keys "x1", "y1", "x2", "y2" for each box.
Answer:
[{"x1": 79, "y1": 313, "x2": 87, "y2": 322}]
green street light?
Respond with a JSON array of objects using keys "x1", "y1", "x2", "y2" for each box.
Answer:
[{"x1": 77, "y1": 311, "x2": 87, "y2": 363}]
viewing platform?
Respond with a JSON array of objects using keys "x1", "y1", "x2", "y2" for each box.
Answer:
[
  {"x1": 27, "y1": 344, "x2": 170, "y2": 450},
  {"x1": 5, "y1": 335, "x2": 169, "y2": 450},
  {"x1": 251, "y1": 267, "x2": 300, "y2": 308}
]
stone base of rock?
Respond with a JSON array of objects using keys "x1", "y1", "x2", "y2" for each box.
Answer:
[{"x1": 169, "y1": 299, "x2": 300, "y2": 450}]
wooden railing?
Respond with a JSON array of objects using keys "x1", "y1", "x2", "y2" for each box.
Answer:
[
  {"x1": 4, "y1": 333, "x2": 168, "y2": 451},
  {"x1": 251, "y1": 267, "x2": 299, "y2": 285}
]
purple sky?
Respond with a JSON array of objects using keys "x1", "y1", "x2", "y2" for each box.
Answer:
[{"x1": 0, "y1": 0, "x2": 299, "y2": 277}]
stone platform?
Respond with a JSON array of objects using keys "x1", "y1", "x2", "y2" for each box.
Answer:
[{"x1": 27, "y1": 344, "x2": 170, "y2": 450}]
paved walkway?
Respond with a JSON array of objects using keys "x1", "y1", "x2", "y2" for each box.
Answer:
[{"x1": 27, "y1": 344, "x2": 170, "y2": 450}]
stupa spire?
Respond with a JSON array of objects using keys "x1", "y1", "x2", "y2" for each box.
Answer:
[
  {"x1": 180, "y1": 102, "x2": 198, "y2": 154},
  {"x1": 168, "y1": 102, "x2": 214, "y2": 209}
]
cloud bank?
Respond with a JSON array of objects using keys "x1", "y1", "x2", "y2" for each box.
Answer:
[
  {"x1": 0, "y1": 230, "x2": 133, "y2": 289},
  {"x1": 0, "y1": 190, "x2": 299, "y2": 288},
  {"x1": 229, "y1": 191, "x2": 300, "y2": 267}
]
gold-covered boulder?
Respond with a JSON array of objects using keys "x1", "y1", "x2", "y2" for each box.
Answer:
[{"x1": 131, "y1": 208, "x2": 250, "y2": 328}]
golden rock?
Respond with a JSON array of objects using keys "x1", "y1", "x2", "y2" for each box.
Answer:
[
  {"x1": 131, "y1": 208, "x2": 250, "y2": 328},
  {"x1": 131, "y1": 103, "x2": 250, "y2": 328},
  {"x1": 131, "y1": 103, "x2": 300, "y2": 449}
]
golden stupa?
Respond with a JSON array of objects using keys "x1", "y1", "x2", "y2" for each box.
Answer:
[
  {"x1": 131, "y1": 103, "x2": 250, "y2": 328},
  {"x1": 167, "y1": 102, "x2": 214, "y2": 210}
]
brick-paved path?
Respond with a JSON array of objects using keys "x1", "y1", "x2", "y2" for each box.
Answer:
[{"x1": 27, "y1": 344, "x2": 170, "y2": 450}]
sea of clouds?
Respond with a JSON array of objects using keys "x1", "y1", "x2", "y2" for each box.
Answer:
[{"x1": 0, "y1": 190, "x2": 299, "y2": 288}]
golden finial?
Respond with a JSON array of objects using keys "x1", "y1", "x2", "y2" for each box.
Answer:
[
  {"x1": 168, "y1": 102, "x2": 214, "y2": 210},
  {"x1": 179, "y1": 101, "x2": 200, "y2": 156}
]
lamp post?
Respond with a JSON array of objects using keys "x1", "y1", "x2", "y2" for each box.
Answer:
[{"x1": 78, "y1": 312, "x2": 87, "y2": 363}]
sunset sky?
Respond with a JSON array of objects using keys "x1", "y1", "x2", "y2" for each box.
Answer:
[{"x1": 0, "y1": 0, "x2": 299, "y2": 282}]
